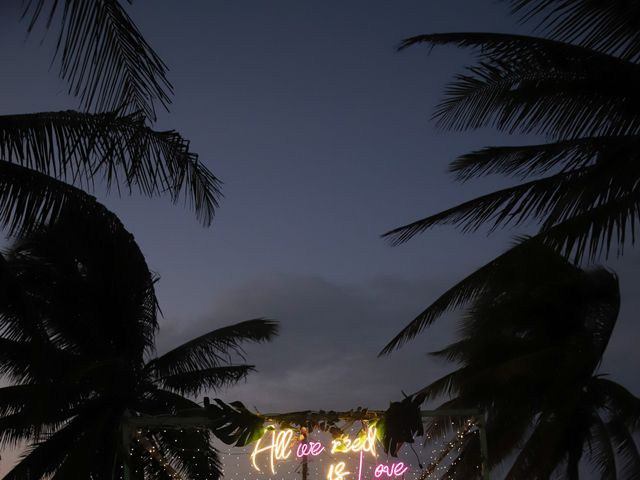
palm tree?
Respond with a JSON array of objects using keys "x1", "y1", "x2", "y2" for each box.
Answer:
[
  {"x1": 0, "y1": 1, "x2": 220, "y2": 236},
  {"x1": 378, "y1": 3, "x2": 640, "y2": 476},
  {"x1": 0, "y1": 206, "x2": 278, "y2": 479},
  {"x1": 382, "y1": 0, "x2": 640, "y2": 263},
  {"x1": 389, "y1": 241, "x2": 640, "y2": 479}
]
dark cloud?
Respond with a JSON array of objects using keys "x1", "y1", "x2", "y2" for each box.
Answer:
[
  {"x1": 156, "y1": 273, "x2": 458, "y2": 413},
  {"x1": 158, "y1": 258, "x2": 640, "y2": 415}
]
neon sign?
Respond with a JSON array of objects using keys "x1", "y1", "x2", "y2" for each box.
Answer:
[
  {"x1": 250, "y1": 429, "x2": 294, "y2": 473},
  {"x1": 297, "y1": 442, "x2": 325, "y2": 457},
  {"x1": 250, "y1": 426, "x2": 409, "y2": 480},
  {"x1": 330, "y1": 427, "x2": 377, "y2": 456}
]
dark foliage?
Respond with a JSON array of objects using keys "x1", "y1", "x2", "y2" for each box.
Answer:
[
  {"x1": 379, "y1": 393, "x2": 426, "y2": 457},
  {"x1": 383, "y1": 1, "x2": 640, "y2": 263},
  {"x1": 22, "y1": 0, "x2": 172, "y2": 119},
  {"x1": 388, "y1": 241, "x2": 640, "y2": 478},
  {"x1": 0, "y1": 209, "x2": 278, "y2": 479},
  {"x1": 3, "y1": 2, "x2": 221, "y2": 232}
]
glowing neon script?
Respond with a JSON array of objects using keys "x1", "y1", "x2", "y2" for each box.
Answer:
[
  {"x1": 374, "y1": 462, "x2": 409, "y2": 478},
  {"x1": 250, "y1": 426, "x2": 406, "y2": 479},
  {"x1": 250, "y1": 429, "x2": 294, "y2": 473},
  {"x1": 297, "y1": 441, "x2": 325, "y2": 457},
  {"x1": 327, "y1": 461, "x2": 350, "y2": 480},
  {"x1": 331, "y1": 427, "x2": 377, "y2": 457}
]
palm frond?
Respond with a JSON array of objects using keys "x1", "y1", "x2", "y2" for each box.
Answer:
[
  {"x1": 8, "y1": 210, "x2": 161, "y2": 360},
  {"x1": 49, "y1": 412, "x2": 117, "y2": 479},
  {"x1": 0, "y1": 173, "x2": 161, "y2": 360},
  {"x1": 413, "y1": 368, "x2": 470, "y2": 401},
  {"x1": 588, "y1": 412, "x2": 617, "y2": 479},
  {"x1": 440, "y1": 433, "x2": 482, "y2": 480},
  {"x1": 0, "y1": 402, "x2": 75, "y2": 449},
  {"x1": 536, "y1": 187, "x2": 640, "y2": 262},
  {"x1": 0, "y1": 110, "x2": 220, "y2": 225},
  {"x1": 416, "y1": 399, "x2": 479, "y2": 478},
  {"x1": 0, "y1": 160, "x2": 80, "y2": 237},
  {"x1": 383, "y1": 149, "x2": 640, "y2": 256},
  {"x1": 505, "y1": 410, "x2": 574, "y2": 479},
  {"x1": 135, "y1": 388, "x2": 200, "y2": 416},
  {"x1": 159, "y1": 365, "x2": 254, "y2": 397},
  {"x1": 148, "y1": 318, "x2": 278, "y2": 378},
  {"x1": 2, "y1": 415, "x2": 89, "y2": 480},
  {"x1": 399, "y1": 32, "x2": 623, "y2": 67},
  {"x1": 380, "y1": 239, "x2": 555, "y2": 354},
  {"x1": 387, "y1": 31, "x2": 640, "y2": 260},
  {"x1": 0, "y1": 384, "x2": 81, "y2": 418},
  {"x1": 606, "y1": 416, "x2": 640, "y2": 479},
  {"x1": 483, "y1": 406, "x2": 535, "y2": 470},
  {"x1": 0, "y1": 385, "x2": 37, "y2": 417},
  {"x1": 0, "y1": 159, "x2": 115, "y2": 237},
  {"x1": 0, "y1": 252, "x2": 53, "y2": 345},
  {"x1": 22, "y1": 0, "x2": 172, "y2": 119},
  {"x1": 592, "y1": 378, "x2": 640, "y2": 431},
  {"x1": 0, "y1": 386, "x2": 102, "y2": 449},
  {"x1": 154, "y1": 428, "x2": 222, "y2": 479},
  {"x1": 382, "y1": 167, "x2": 593, "y2": 245},
  {"x1": 0, "y1": 337, "x2": 77, "y2": 384},
  {"x1": 580, "y1": 270, "x2": 620, "y2": 360},
  {"x1": 128, "y1": 438, "x2": 170, "y2": 480},
  {"x1": 436, "y1": 63, "x2": 640, "y2": 139},
  {"x1": 506, "y1": 0, "x2": 640, "y2": 61},
  {"x1": 449, "y1": 136, "x2": 640, "y2": 182},
  {"x1": 400, "y1": 33, "x2": 640, "y2": 139}
]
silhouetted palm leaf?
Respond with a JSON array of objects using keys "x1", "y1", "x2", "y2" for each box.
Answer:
[
  {"x1": 589, "y1": 412, "x2": 618, "y2": 480},
  {"x1": 154, "y1": 428, "x2": 221, "y2": 479},
  {"x1": 159, "y1": 365, "x2": 255, "y2": 397},
  {"x1": 3, "y1": 415, "x2": 93, "y2": 480},
  {"x1": 148, "y1": 319, "x2": 278, "y2": 378},
  {"x1": 506, "y1": 0, "x2": 640, "y2": 61},
  {"x1": 380, "y1": 238, "x2": 552, "y2": 354},
  {"x1": 22, "y1": 0, "x2": 172, "y2": 119},
  {"x1": 449, "y1": 136, "x2": 640, "y2": 182},
  {"x1": 592, "y1": 378, "x2": 640, "y2": 432},
  {"x1": 0, "y1": 110, "x2": 220, "y2": 226},
  {"x1": 384, "y1": 30, "x2": 640, "y2": 260},
  {"x1": 606, "y1": 416, "x2": 640, "y2": 479}
]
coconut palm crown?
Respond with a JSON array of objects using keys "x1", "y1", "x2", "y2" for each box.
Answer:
[
  {"x1": 392, "y1": 242, "x2": 640, "y2": 479},
  {"x1": 0, "y1": 207, "x2": 278, "y2": 479}
]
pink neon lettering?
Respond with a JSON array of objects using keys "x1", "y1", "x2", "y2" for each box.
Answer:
[
  {"x1": 310, "y1": 442, "x2": 324, "y2": 455},
  {"x1": 296, "y1": 444, "x2": 309, "y2": 457},
  {"x1": 374, "y1": 462, "x2": 409, "y2": 478},
  {"x1": 296, "y1": 442, "x2": 325, "y2": 458}
]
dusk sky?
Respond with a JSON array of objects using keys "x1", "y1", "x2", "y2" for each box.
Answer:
[{"x1": 1, "y1": 1, "x2": 639, "y2": 477}]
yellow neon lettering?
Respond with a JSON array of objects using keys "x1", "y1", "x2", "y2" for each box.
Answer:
[
  {"x1": 330, "y1": 427, "x2": 377, "y2": 457},
  {"x1": 327, "y1": 461, "x2": 350, "y2": 480},
  {"x1": 250, "y1": 435, "x2": 271, "y2": 473},
  {"x1": 250, "y1": 429, "x2": 294, "y2": 473},
  {"x1": 275, "y1": 429, "x2": 294, "y2": 461}
]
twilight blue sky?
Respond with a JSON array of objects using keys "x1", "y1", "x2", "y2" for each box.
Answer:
[{"x1": 1, "y1": 1, "x2": 639, "y2": 477}]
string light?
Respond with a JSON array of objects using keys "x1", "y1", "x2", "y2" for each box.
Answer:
[{"x1": 119, "y1": 412, "x2": 482, "y2": 479}]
